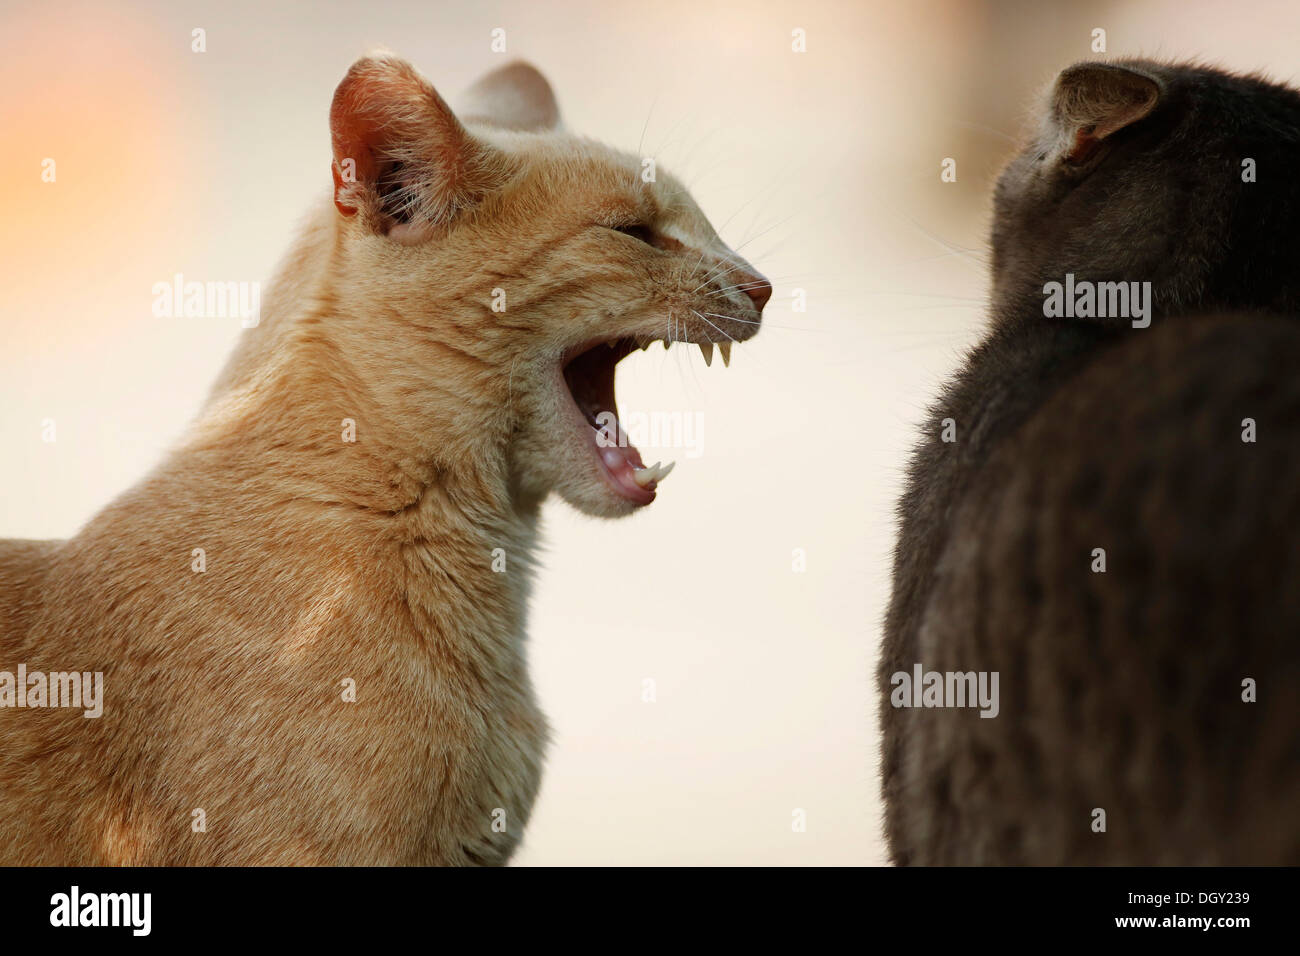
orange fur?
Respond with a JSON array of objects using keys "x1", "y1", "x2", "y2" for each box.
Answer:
[{"x1": 0, "y1": 54, "x2": 767, "y2": 864}]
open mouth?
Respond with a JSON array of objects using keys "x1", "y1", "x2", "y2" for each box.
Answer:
[
  {"x1": 562, "y1": 337, "x2": 661, "y2": 505},
  {"x1": 561, "y1": 335, "x2": 729, "y2": 506}
]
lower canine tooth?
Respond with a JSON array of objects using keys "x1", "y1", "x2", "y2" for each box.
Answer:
[
  {"x1": 632, "y1": 462, "x2": 662, "y2": 488},
  {"x1": 631, "y1": 460, "x2": 676, "y2": 488},
  {"x1": 718, "y1": 342, "x2": 732, "y2": 367}
]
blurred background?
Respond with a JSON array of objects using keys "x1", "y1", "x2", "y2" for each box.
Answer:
[{"x1": 3, "y1": 0, "x2": 1298, "y2": 864}]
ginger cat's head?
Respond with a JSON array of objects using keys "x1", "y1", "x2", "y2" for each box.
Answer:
[{"x1": 318, "y1": 54, "x2": 769, "y2": 518}]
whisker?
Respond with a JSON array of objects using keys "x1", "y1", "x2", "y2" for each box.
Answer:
[
  {"x1": 635, "y1": 93, "x2": 657, "y2": 161},
  {"x1": 691, "y1": 309, "x2": 737, "y2": 343},
  {"x1": 690, "y1": 257, "x2": 753, "y2": 294},
  {"x1": 901, "y1": 216, "x2": 988, "y2": 267},
  {"x1": 861, "y1": 291, "x2": 984, "y2": 302},
  {"x1": 729, "y1": 213, "x2": 796, "y2": 255},
  {"x1": 715, "y1": 159, "x2": 799, "y2": 235},
  {"x1": 951, "y1": 118, "x2": 1019, "y2": 146},
  {"x1": 651, "y1": 111, "x2": 696, "y2": 163},
  {"x1": 705, "y1": 278, "x2": 797, "y2": 298}
]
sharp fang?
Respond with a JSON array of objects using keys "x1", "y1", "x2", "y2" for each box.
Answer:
[
  {"x1": 632, "y1": 461, "x2": 662, "y2": 488},
  {"x1": 699, "y1": 342, "x2": 714, "y2": 367},
  {"x1": 632, "y1": 460, "x2": 676, "y2": 488},
  {"x1": 718, "y1": 342, "x2": 732, "y2": 367}
]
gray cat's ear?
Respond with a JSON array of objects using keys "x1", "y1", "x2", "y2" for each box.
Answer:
[
  {"x1": 329, "y1": 54, "x2": 514, "y2": 241},
  {"x1": 1049, "y1": 63, "x2": 1161, "y2": 164},
  {"x1": 456, "y1": 61, "x2": 561, "y2": 132}
]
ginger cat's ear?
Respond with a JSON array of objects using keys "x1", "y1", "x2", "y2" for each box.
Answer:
[
  {"x1": 456, "y1": 61, "x2": 561, "y2": 132},
  {"x1": 330, "y1": 54, "x2": 514, "y2": 241}
]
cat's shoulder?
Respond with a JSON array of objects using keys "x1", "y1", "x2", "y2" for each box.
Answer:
[{"x1": 955, "y1": 313, "x2": 1300, "y2": 556}]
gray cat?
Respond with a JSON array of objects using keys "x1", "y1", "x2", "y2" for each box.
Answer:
[{"x1": 881, "y1": 60, "x2": 1300, "y2": 865}]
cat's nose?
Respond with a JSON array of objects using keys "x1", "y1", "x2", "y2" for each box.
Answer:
[{"x1": 741, "y1": 273, "x2": 772, "y2": 312}]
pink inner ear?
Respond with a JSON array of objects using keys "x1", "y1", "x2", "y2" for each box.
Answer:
[
  {"x1": 331, "y1": 163, "x2": 363, "y2": 217},
  {"x1": 327, "y1": 56, "x2": 511, "y2": 234},
  {"x1": 329, "y1": 60, "x2": 436, "y2": 220},
  {"x1": 330, "y1": 94, "x2": 386, "y2": 216},
  {"x1": 1065, "y1": 125, "x2": 1101, "y2": 164}
]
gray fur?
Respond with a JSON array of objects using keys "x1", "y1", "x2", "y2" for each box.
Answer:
[{"x1": 880, "y1": 60, "x2": 1300, "y2": 865}]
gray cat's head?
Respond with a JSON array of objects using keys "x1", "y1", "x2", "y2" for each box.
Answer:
[{"x1": 992, "y1": 59, "x2": 1300, "y2": 325}]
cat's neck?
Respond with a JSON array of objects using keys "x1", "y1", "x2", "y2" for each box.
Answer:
[
  {"x1": 945, "y1": 315, "x2": 1118, "y2": 457},
  {"x1": 199, "y1": 200, "x2": 529, "y2": 523},
  {"x1": 194, "y1": 323, "x2": 535, "y2": 541},
  {"x1": 184, "y1": 202, "x2": 541, "y2": 614},
  {"x1": 168, "y1": 319, "x2": 541, "y2": 668},
  {"x1": 169, "y1": 198, "x2": 548, "y2": 672}
]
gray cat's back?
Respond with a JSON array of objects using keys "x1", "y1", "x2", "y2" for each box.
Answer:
[{"x1": 890, "y1": 316, "x2": 1300, "y2": 864}]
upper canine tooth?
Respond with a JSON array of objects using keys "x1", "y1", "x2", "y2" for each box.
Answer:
[
  {"x1": 699, "y1": 342, "x2": 714, "y2": 367},
  {"x1": 718, "y1": 342, "x2": 732, "y2": 367}
]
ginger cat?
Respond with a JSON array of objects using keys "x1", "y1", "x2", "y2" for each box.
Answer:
[{"x1": 0, "y1": 55, "x2": 768, "y2": 864}]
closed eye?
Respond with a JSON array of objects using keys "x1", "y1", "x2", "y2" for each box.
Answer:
[{"x1": 609, "y1": 223, "x2": 656, "y2": 245}]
